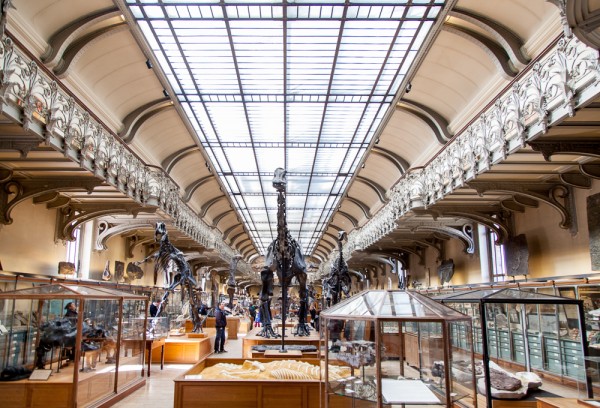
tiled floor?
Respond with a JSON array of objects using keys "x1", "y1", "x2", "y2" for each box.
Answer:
[{"x1": 112, "y1": 334, "x2": 245, "y2": 408}]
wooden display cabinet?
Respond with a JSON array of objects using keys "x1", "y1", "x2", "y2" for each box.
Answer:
[
  {"x1": 174, "y1": 356, "x2": 355, "y2": 408},
  {"x1": 151, "y1": 335, "x2": 212, "y2": 363},
  {"x1": 0, "y1": 283, "x2": 148, "y2": 408}
]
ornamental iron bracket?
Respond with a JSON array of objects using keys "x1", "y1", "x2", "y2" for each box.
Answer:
[
  {"x1": 424, "y1": 205, "x2": 512, "y2": 245},
  {"x1": 468, "y1": 180, "x2": 572, "y2": 230},
  {"x1": 528, "y1": 139, "x2": 600, "y2": 160},
  {"x1": 0, "y1": 175, "x2": 102, "y2": 225},
  {"x1": 95, "y1": 218, "x2": 161, "y2": 251},
  {"x1": 55, "y1": 201, "x2": 156, "y2": 242}
]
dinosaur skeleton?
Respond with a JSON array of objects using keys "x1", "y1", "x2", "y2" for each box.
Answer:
[
  {"x1": 227, "y1": 254, "x2": 242, "y2": 308},
  {"x1": 324, "y1": 230, "x2": 351, "y2": 305},
  {"x1": 258, "y1": 168, "x2": 311, "y2": 338},
  {"x1": 136, "y1": 222, "x2": 203, "y2": 333}
]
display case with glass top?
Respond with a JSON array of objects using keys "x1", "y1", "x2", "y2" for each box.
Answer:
[
  {"x1": 433, "y1": 288, "x2": 588, "y2": 408},
  {"x1": 0, "y1": 283, "x2": 148, "y2": 407},
  {"x1": 320, "y1": 290, "x2": 477, "y2": 408}
]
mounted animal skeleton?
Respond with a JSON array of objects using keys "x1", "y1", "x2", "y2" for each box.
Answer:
[
  {"x1": 324, "y1": 230, "x2": 351, "y2": 305},
  {"x1": 227, "y1": 254, "x2": 242, "y2": 308},
  {"x1": 258, "y1": 168, "x2": 311, "y2": 338},
  {"x1": 136, "y1": 222, "x2": 203, "y2": 333}
]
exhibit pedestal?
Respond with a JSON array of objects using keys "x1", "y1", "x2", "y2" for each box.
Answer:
[
  {"x1": 242, "y1": 326, "x2": 320, "y2": 358},
  {"x1": 151, "y1": 336, "x2": 212, "y2": 364},
  {"x1": 203, "y1": 317, "x2": 241, "y2": 339},
  {"x1": 173, "y1": 357, "x2": 353, "y2": 408}
]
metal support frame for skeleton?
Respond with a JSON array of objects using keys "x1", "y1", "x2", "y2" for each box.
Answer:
[
  {"x1": 257, "y1": 168, "x2": 311, "y2": 339},
  {"x1": 136, "y1": 222, "x2": 203, "y2": 333}
]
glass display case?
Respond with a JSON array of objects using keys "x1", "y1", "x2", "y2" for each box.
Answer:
[
  {"x1": 434, "y1": 288, "x2": 588, "y2": 408},
  {"x1": 0, "y1": 283, "x2": 148, "y2": 407},
  {"x1": 320, "y1": 290, "x2": 477, "y2": 408}
]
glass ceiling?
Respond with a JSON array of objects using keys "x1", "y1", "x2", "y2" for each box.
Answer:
[{"x1": 125, "y1": 0, "x2": 447, "y2": 255}]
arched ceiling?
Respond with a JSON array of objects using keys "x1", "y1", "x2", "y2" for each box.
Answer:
[{"x1": 0, "y1": 0, "x2": 599, "y2": 284}]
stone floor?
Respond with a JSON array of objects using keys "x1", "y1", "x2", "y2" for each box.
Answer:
[
  {"x1": 112, "y1": 331, "x2": 582, "y2": 408},
  {"x1": 112, "y1": 333, "x2": 245, "y2": 408}
]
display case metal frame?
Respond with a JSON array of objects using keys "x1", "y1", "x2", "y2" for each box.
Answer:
[
  {"x1": 0, "y1": 282, "x2": 149, "y2": 407},
  {"x1": 320, "y1": 289, "x2": 477, "y2": 408},
  {"x1": 433, "y1": 288, "x2": 589, "y2": 408}
]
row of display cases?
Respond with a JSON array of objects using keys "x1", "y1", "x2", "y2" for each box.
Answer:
[
  {"x1": 450, "y1": 325, "x2": 585, "y2": 380},
  {"x1": 429, "y1": 285, "x2": 589, "y2": 387}
]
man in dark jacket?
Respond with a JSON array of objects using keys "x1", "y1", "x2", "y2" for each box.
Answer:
[
  {"x1": 214, "y1": 302, "x2": 227, "y2": 353},
  {"x1": 149, "y1": 301, "x2": 160, "y2": 317}
]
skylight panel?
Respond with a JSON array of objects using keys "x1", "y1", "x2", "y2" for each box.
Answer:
[{"x1": 126, "y1": 0, "x2": 446, "y2": 255}]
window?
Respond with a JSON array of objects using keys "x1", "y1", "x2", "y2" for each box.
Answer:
[
  {"x1": 65, "y1": 226, "x2": 81, "y2": 270},
  {"x1": 489, "y1": 230, "x2": 506, "y2": 282}
]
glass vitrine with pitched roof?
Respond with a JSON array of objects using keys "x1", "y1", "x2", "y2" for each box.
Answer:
[
  {"x1": 0, "y1": 283, "x2": 148, "y2": 407},
  {"x1": 320, "y1": 290, "x2": 477, "y2": 408},
  {"x1": 434, "y1": 288, "x2": 588, "y2": 407}
]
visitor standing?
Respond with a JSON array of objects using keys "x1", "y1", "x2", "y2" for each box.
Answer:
[
  {"x1": 214, "y1": 302, "x2": 227, "y2": 353},
  {"x1": 149, "y1": 300, "x2": 160, "y2": 317},
  {"x1": 254, "y1": 309, "x2": 261, "y2": 327},
  {"x1": 64, "y1": 302, "x2": 78, "y2": 322}
]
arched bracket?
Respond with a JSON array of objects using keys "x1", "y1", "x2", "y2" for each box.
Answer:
[
  {"x1": 183, "y1": 175, "x2": 215, "y2": 203},
  {"x1": 336, "y1": 210, "x2": 358, "y2": 228},
  {"x1": 548, "y1": 0, "x2": 600, "y2": 50},
  {"x1": 442, "y1": 23, "x2": 518, "y2": 79},
  {"x1": 119, "y1": 98, "x2": 174, "y2": 144},
  {"x1": 468, "y1": 180, "x2": 573, "y2": 230},
  {"x1": 200, "y1": 195, "x2": 227, "y2": 218},
  {"x1": 55, "y1": 202, "x2": 157, "y2": 242},
  {"x1": 127, "y1": 235, "x2": 156, "y2": 259},
  {"x1": 320, "y1": 238, "x2": 336, "y2": 253},
  {"x1": 223, "y1": 223, "x2": 243, "y2": 241},
  {"x1": 345, "y1": 195, "x2": 372, "y2": 219},
  {"x1": 162, "y1": 145, "x2": 200, "y2": 174},
  {"x1": 95, "y1": 218, "x2": 159, "y2": 251},
  {"x1": 411, "y1": 224, "x2": 476, "y2": 254},
  {"x1": 0, "y1": 175, "x2": 103, "y2": 225},
  {"x1": 32, "y1": 191, "x2": 71, "y2": 209},
  {"x1": 560, "y1": 172, "x2": 594, "y2": 188},
  {"x1": 370, "y1": 146, "x2": 410, "y2": 174},
  {"x1": 42, "y1": 7, "x2": 121, "y2": 67},
  {"x1": 211, "y1": 208, "x2": 234, "y2": 228},
  {"x1": 355, "y1": 176, "x2": 388, "y2": 204},
  {"x1": 425, "y1": 206, "x2": 512, "y2": 246},
  {"x1": 581, "y1": 163, "x2": 600, "y2": 179},
  {"x1": 0, "y1": 134, "x2": 42, "y2": 158},
  {"x1": 396, "y1": 99, "x2": 452, "y2": 144},
  {"x1": 53, "y1": 22, "x2": 129, "y2": 78},
  {"x1": 234, "y1": 237, "x2": 251, "y2": 252},
  {"x1": 529, "y1": 139, "x2": 600, "y2": 160},
  {"x1": 230, "y1": 231, "x2": 248, "y2": 247},
  {"x1": 449, "y1": 8, "x2": 529, "y2": 70}
]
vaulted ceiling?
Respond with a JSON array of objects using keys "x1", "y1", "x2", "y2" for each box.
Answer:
[{"x1": 1, "y1": 0, "x2": 599, "y2": 285}]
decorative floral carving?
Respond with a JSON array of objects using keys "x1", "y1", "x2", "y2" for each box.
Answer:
[
  {"x1": 0, "y1": 32, "x2": 222, "y2": 263},
  {"x1": 346, "y1": 34, "x2": 600, "y2": 258}
]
